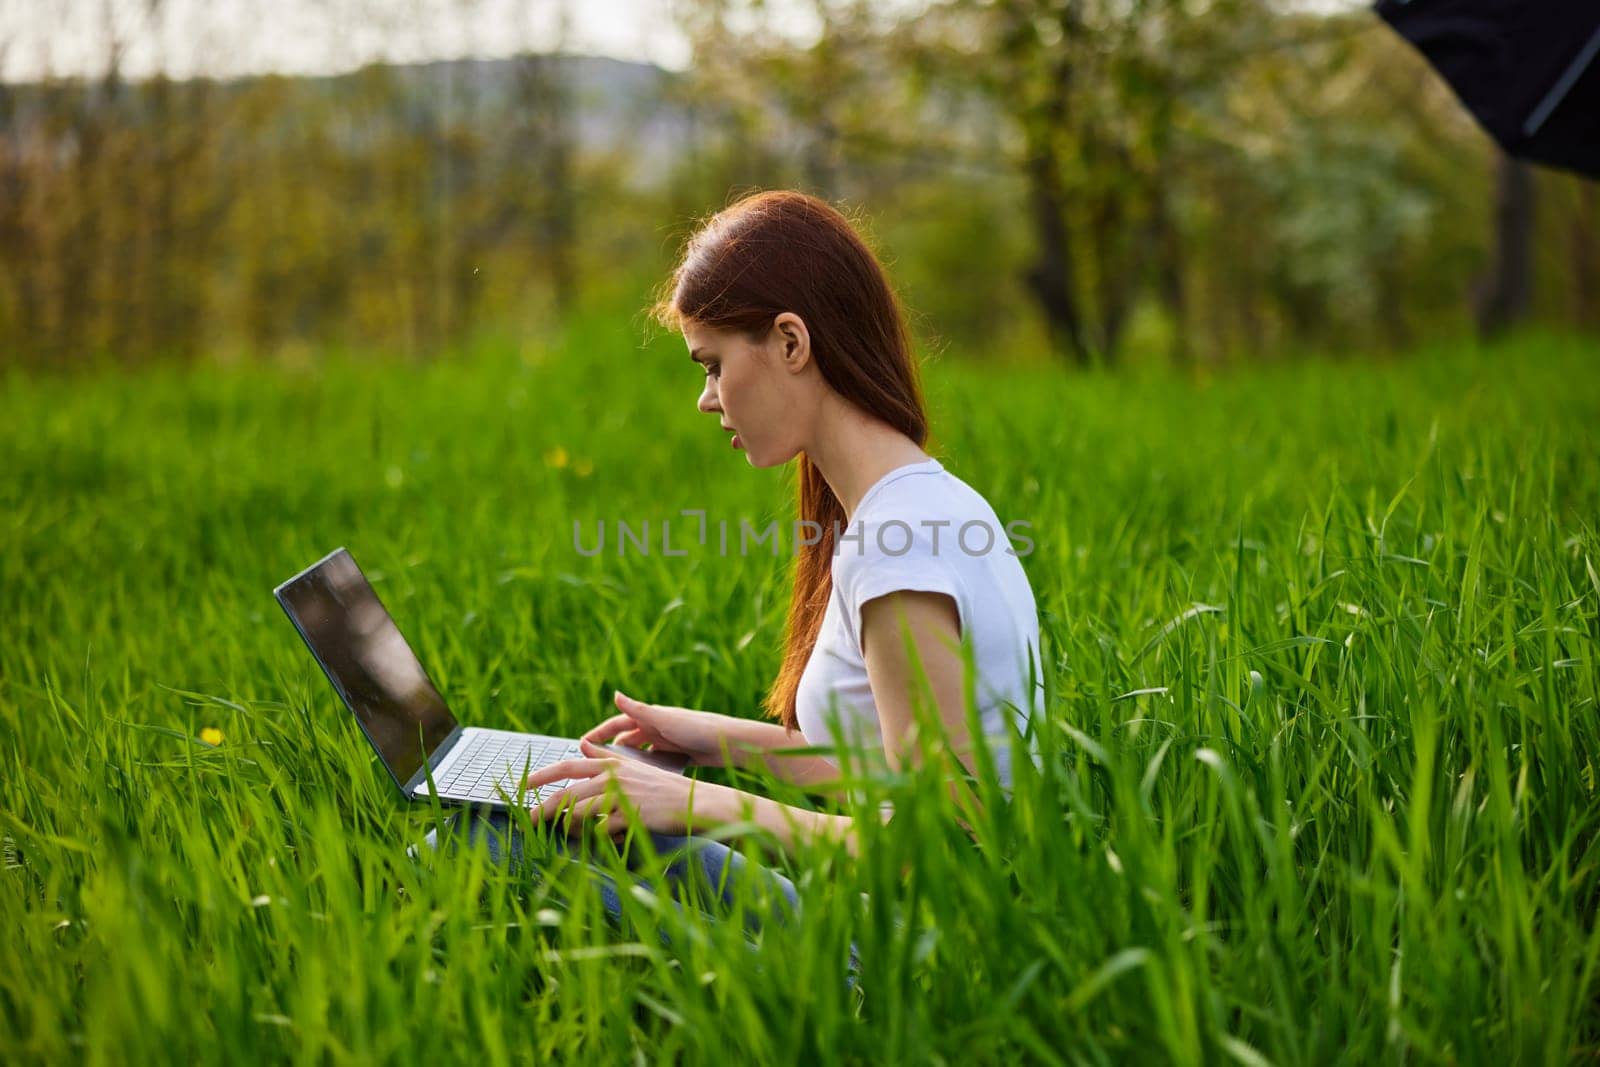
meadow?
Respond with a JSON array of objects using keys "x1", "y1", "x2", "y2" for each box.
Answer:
[{"x1": 2, "y1": 323, "x2": 1598, "y2": 1064}]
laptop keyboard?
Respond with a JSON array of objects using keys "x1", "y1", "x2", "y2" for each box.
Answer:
[{"x1": 430, "y1": 733, "x2": 583, "y2": 806}]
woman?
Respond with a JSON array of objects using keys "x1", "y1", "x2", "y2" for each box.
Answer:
[{"x1": 425, "y1": 189, "x2": 1044, "y2": 937}]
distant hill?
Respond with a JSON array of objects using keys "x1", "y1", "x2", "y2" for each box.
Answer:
[
  {"x1": 379, "y1": 54, "x2": 693, "y2": 182},
  {"x1": 1, "y1": 53, "x2": 698, "y2": 187}
]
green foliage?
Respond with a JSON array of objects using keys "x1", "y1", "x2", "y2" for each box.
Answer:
[
  {"x1": 3, "y1": 328, "x2": 1599, "y2": 1062},
  {"x1": 5, "y1": 4, "x2": 1599, "y2": 370}
]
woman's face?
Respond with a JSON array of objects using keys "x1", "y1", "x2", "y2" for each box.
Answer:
[{"x1": 684, "y1": 316, "x2": 811, "y2": 469}]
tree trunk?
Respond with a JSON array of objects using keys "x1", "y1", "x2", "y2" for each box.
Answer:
[
  {"x1": 1093, "y1": 188, "x2": 1140, "y2": 361},
  {"x1": 1573, "y1": 179, "x2": 1599, "y2": 332},
  {"x1": 516, "y1": 48, "x2": 578, "y2": 318},
  {"x1": 1023, "y1": 134, "x2": 1090, "y2": 364},
  {"x1": 1150, "y1": 183, "x2": 1189, "y2": 364},
  {"x1": 1475, "y1": 153, "x2": 1536, "y2": 339}
]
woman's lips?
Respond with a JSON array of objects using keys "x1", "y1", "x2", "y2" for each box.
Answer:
[{"x1": 731, "y1": 433, "x2": 742, "y2": 449}]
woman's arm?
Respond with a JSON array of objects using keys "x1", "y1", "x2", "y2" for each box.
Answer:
[
  {"x1": 711, "y1": 717, "x2": 846, "y2": 789},
  {"x1": 734, "y1": 586, "x2": 983, "y2": 852},
  {"x1": 524, "y1": 739, "x2": 862, "y2": 854},
  {"x1": 698, "y1": 778, "x2": 862, "y2": 855},
  {"x1": 533, "y1": 590, "x2": 978, "y2": 853},
  {"x1": 663, "y1": 588, "x2": 982, "y2": 844},
  {"x1": 723, "y1": 591, "x2": 979, "y2": 854},
  {"x1": 585, "y1": 692, "x2": 843, "y2": 790},
  {"x1": 858, "y1": 588, "x2": 985, "y2": 828}
]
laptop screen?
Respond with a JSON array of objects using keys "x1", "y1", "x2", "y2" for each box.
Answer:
[{"x1": 275, "y1": 549, "x2": 458, "y2": 787}]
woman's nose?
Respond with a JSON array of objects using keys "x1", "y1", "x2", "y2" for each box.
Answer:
[{"x1": 697, "y1": 380, "x2": 720, "y2": 414}]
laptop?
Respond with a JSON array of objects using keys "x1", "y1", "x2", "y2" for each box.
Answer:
[{"x1": 274, "y1": 547, "x2": 688, "y2": 812}]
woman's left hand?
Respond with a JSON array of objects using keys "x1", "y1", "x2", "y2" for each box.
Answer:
[{"x1": 523, "y1": 738, "x2": 725, "y2": 838}]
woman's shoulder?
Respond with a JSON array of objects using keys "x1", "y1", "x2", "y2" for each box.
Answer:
[
  {"x1": 856, "y1": 462, "x2": 1003, "y2": 532},
  {"x1": 833, "y1": 464, "x2": 1014, "y2": 579}
]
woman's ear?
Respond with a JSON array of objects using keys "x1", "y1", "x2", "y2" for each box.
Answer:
[{"x1": 773, "y1": 312, "x2": 811, "y2": 370}]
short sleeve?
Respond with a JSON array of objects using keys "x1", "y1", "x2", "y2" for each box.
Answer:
[{"x1": 833, "y1": 516, "x2": 970, "y2": 659}]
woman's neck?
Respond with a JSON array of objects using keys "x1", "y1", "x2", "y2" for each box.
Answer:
[{"x1": 804, "y1": 398, "x2": 931, "y2": 524}]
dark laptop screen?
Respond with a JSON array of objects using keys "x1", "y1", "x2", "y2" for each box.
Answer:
[{"x1": 276, "y1": 549, "x2": 457, "y2": 787}]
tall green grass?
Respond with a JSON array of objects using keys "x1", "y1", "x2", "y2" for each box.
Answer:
[{"x1": 2, "y1": 327, "x2": 1598, "y2": 1063}]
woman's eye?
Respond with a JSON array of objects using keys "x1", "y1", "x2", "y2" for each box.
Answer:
[{"x1": 706, "y1": 365, "x2": 721, "y2": 379}]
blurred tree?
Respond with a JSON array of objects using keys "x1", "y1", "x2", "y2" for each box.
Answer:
[
  {"x1": 1574, "y1": 181, "x2": 1600, "y2": 331},
  {"x1": 510, "y1": 2, "x2": 579, "y2": 317},
  {"x1": 665, "y1": 0, "x2": 1038, "y2": 355},
  {"x1": 0, "y1": 0, "x2": 1591, "y2": 368},
  {"x1": 1474, "y1": 154, "x2": 1535, "y2": 339},
  {"x1": 885, "y1": 0, "x2": 1283, "y2": 364},
  {"x1": 668, "y1": 0, "x2": 871, "y2": 203}
]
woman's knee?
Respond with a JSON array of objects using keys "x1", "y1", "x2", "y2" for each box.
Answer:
[{"x1": 639, "y1": 834, "x2": 800, "y2": 923}]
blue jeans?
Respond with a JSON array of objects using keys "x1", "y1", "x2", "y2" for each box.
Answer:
[{"x1": 417, "y1": 811, "x2": 861, "y2": 986}]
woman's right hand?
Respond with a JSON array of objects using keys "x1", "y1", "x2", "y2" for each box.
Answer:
[{"x1": 581, "y1": 690, "x2": 742, "y2": 768}]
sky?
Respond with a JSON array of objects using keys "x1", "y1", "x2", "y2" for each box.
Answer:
[
  {"x1": 0, "y1": 0, "x2": 704, "y2": 82},
  {"x1": 0, "y1": 0, "x2": 1365, "y2": 84}
]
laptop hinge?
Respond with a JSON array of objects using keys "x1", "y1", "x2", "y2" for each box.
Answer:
[{"x1": 405, "y1": 724, "x2": 465, "y2": 795}]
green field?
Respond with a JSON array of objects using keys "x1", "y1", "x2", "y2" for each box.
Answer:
[{"x1": 3, "y1": 327, "x2": 1599, "y2": 1064}]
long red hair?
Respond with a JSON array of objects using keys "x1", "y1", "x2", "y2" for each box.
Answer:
[{"x1": 652, "y1": 190, "x2": 930, "y2": 730}]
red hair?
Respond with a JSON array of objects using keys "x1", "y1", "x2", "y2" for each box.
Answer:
[{"x1": 652, "y1": 190, "x2": 930, "y2": 730}]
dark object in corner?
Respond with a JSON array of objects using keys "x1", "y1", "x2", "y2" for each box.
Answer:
[{"x1": 1375, "y1": 0, "x2": 1600, "y2": 179}]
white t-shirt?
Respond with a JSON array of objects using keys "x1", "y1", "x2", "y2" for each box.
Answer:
[{"x1": 794, "y1": 457, "x2": 1045, "y2": 787}]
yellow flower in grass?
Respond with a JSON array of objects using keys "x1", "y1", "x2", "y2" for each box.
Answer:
[
  {"x1": 544, "y1": 446, "x2": 569, "y2": 469},
  {"x1": 574, "y1": 458, "x2": 593, "y2": 478},
  {"x1": 200, "y1": 726, "x2": 225, "y2": 746}
]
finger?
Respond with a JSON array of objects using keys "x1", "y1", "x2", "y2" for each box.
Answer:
[
  {"x1": 556, "y1": 785, "x2": 627, "y2": 836},
  {"x1": 601, "y1": 803, "x2": 631, "y2": 840},
  {"x1": 578, "y1": 737, "x2": 616, "y2": 759},
  {"x1": 573, "y1": 798, "x2": 631, "y2": 844},
  {"x1": 569, "y1": 791, "x2": 616, "y2": 822},
  {"x1": 615, "y1": 691, "x2": 658, "y2": 720},
  {"x1": 614, "y1": 728, "x2": 649, "y2": 748},
  {"x1": 534, "y1": 776, "x2": 609, "y2": 823},
  {"x1": 523, "y1": 756, "x2": 613, "y2": 789},
  {"x1": 582, "y1": 713, "x2": 638, "y2": 744}
]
